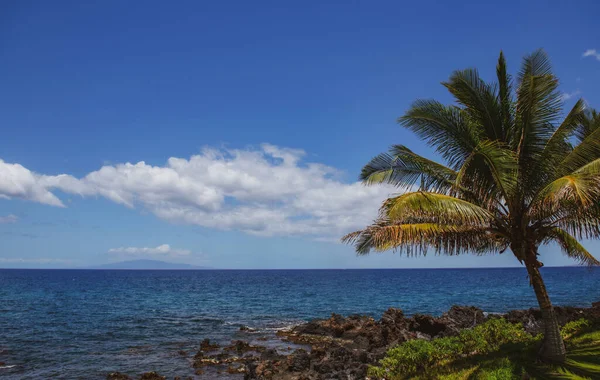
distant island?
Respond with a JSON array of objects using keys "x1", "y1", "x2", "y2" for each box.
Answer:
[{"x1": 88, "y1": 259, "x2": 211, "y2": 270}]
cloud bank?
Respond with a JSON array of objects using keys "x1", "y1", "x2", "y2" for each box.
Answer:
[
  {"x1": 108, "y1": 244, "x2": 191, "y2": 257},
  {"x1": 0, "y1": 144, "x2": 395, "y2": 239}
]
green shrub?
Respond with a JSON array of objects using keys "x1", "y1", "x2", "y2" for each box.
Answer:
[
  {"x1": 473, "y1": 358, "x2": 516, "y2": 380},
  {"x1": 368, "y1": 318, "x2": 534, "y2": 379},
  {"x1": 561, "y1": 318, "x2": 590, "y2": 340},
  {"x1": 463, "y1": 318, "x2": 531, "y2": 353}
]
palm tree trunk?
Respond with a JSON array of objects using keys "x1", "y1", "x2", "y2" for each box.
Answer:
[{"x1": 525, "y1": 260, "x2": 566, "y2": 362}]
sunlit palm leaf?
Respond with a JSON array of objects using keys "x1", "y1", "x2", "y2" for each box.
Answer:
[
  {"x1": 381, "y1": 191, "x2": 496, "y2": 226},
  {"x1": 342, "y1": 220, "x2": 505, "y2": 256}
]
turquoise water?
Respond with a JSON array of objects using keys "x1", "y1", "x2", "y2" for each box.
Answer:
[{"x1": 1, "y1": 267, "x2": 599, "y2": 379}]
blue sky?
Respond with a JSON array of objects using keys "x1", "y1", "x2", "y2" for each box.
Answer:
[{"x1": 1, "y1": 0, "x2": 599, "y2": 269}]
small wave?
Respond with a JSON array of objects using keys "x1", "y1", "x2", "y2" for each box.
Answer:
[
  {"x1": 0, "y1": 365, "x2": 16, "y2": 369},
  {"x1": 261, "y1": 322, "x2": 303, "y2": 332}
]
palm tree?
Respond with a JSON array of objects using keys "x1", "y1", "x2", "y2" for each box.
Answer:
[{"x1": 343, "y1": 50, "x2": 600, "y2": 363}]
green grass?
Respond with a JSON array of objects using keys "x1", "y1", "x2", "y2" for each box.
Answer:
[{"x1": 368, "y1": 318, "x2": 600, "y2": 380}]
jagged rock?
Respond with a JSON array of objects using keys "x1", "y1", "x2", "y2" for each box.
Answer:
[
  {"x1": 224, "y1": 340, "x2": 266, "y2": 355},
  {"x1": 287, "y1": 349, "x2": 310, "y2": 372},
  {"x1": 442, "y1": 306, "x2": 486, "y2": 329},
  {"x1": 199, "y1": 338, "x2": 219, "y2": 352},
  {"x1": 408, "y1": 313, "x2": 447, "y2": 337},
  {"x1": 505, "y1": 305, "x2": 588, "y2": 334},
  {"x1": 139, "y1": 372, "x2": 165, "y2": 380},
  {"x1": 261, "y1": 348, "x2": 283, "y2": 361}
]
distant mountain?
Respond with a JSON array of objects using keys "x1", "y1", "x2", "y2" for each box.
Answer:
[{"x1": 88, "y1": 259, "x2": 210, "y2": 270}]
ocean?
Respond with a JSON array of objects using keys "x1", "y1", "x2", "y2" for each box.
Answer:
[{"x1": 1, "y1": 267, "x2": 598, "y2": 379}]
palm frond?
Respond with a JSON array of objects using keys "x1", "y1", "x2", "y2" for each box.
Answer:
[
  {"x1": 514, "y1": 49, "x2": 562, "y2": 169},
  {"x1": 399, "y1": 100, "x2": 481, "y2": 168},
  {"x1": 342, "y1": 220, "x2": 505, "y2": 256},
  {"x1": 443, "y1": 68, "x2": 504, "y2": 141},
  {"x1": 360, "y1": 145, "x2": 457, "y2": 192},
  {"x1": 558, "y1": 123, "x2": 600, "y2": 176},
  {"x1": 497, "y1": 51, "x2": 513, "y2": 137},
  {"x1": 455, "y1": 139, "x2": 518, "y2": 203},
  {"x1": 531, "y1": 173, "x2": 600, "y2": 211},
  {"x1": 382, "y1": 191, "x2": 496, "y2": 226},
  {"x1": 544, "y1": 228, "x2": 600, "y2": 266},
  {"x1": 550, "y1": 205, "x2": 600, "y2": 241},
  {"x1": 528, "y1": 99, "x2": 586, "y2": 189},
  {"x1": 575, "y1": 109, "x2": 600, "y2": 142}
]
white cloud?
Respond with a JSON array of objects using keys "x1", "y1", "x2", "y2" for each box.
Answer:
[
  {"x1": 0, "y1": 160, "x2": 65, "y2": 206},
  {"x1": 108, "y1": 244, "x2": 191, "y2": 257},
  {"x1": 561, "y1": 90, "x2": 581, "y2": 101},
  {"x1": 583, "y1": 49, "x2": 600, "y2": 61},
  {"x1": 0, "y1": 144, "x2": 396, "y2": 239},
  {"x1": 0, "y1": 214, "x2": 18, "y2": 224}
]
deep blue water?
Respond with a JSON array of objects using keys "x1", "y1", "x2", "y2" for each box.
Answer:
[{"x1": 1, "y1": 267, "x2": 599, "y2": 379}]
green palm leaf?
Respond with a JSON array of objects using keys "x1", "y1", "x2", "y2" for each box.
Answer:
[
  {"x1": 381, "y1": 191, "x2": 497, "y2": 227},
  {"x1": 360, "y1": 145, "x2": 457, "y2": 192},
  {"x1": 399, "y1": 100, "x2": 480, "y2": 168},
  {"x1": 544, "y1": 228, "x2": 600, "y2": 266},
  {"x1": 342, "y1": 220, "x2": 504, "y2": 256}
]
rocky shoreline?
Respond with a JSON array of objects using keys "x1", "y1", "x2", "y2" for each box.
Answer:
[{"x1": 107, "y1": 302, "x2": 600, "y2": 380}]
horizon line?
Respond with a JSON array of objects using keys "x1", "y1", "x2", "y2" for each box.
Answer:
[{"x1": 0, "y1": 265, "x2": 588, "y2": 271}]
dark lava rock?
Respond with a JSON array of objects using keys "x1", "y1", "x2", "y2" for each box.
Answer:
[
  {"x1": 223, "y1": 340, "x2": 266, "y2": 355},
  {"x1": 442, "y1": 306, "x2": 486, "y2": 329},
  {"x1": 139, "y1": 372, "x2": 166, "y2": 380},
  {"x1": 261, "y1": 348, "x2": 283, "y2": 361},
  {"x1": 287, "y1": 349, "x2": 310, "y2": 372},
  {"x1": 407, "y1": 306, "x2": 486, "y2": 338},
  {"x1": 106, "y1": 373, "x2": 131, "y2": 380},
  {"x1": 505, "y1": 305, "x2": 588, "y2": 334},
  {"x1": 408, "y1": 314, "x2": 448, "y2": 337},
  {"x1": 199, "y1": 338, "x2": 219, "y2": 352}
]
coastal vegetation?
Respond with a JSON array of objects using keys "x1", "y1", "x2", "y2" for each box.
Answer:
[
  {"x1": 368, "y1": 317, "x2": 600, "y2": 379},
  {"x1": 343, "y1": 49, "x2": 600, "y2": 363}
]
